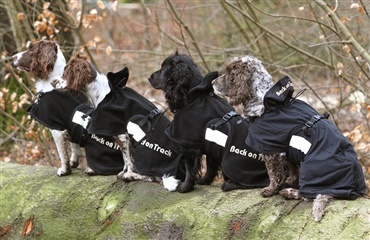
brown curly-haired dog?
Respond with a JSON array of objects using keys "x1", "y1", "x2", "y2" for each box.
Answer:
[
  {"x1": 213, "y1": 55, "x2": 366, "y2": 222},
  {"x1": 215, "y1": 56, "x2": 289, "y2": 198}
]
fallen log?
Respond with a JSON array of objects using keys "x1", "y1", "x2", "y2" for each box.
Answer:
[{"x1": 0, "y1": 162, "x2": 369, "y2": 239}]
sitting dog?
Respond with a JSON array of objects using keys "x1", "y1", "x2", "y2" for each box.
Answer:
[
  {"x1": 12, "y1": 40, "x2": 124, "y2": 176},
  {"x1": 213, "y1": 55, "x2": 366, "y2": 221},
  {"x1": 63, "y1": 53, "x2": 186, "y2": 185},
  {"x1": 12, "y1": 40, "x2": 84, "y2": 175},
  {"x1": 148, "y1": 52, "x2": 272, "y2": 193}
]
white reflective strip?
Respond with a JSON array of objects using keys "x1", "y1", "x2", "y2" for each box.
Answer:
[
  {"x1": 205, "y1": 128, "x2": 228, "y2": 147},
  {"x1": 289, "y1": 135, "x2": 311, "y2": 154},
  {"x1": 127, "y1": 121, "x2": 146, "y2": 142},
  {"x1": 72, "y1": 110, "x2": 90, "y2": 129}
]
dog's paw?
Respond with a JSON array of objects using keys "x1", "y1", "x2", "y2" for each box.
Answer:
[
  {"x1": 117, "y1": 171, "x2": 154, "y2": 182},
  {"x1": 221, "y1": 180, "x2": 244, "y2": 192},
  {"x1": 70, "y1": 159, "x2": 80, "y2": 168},
  {"x1": 117, "y1": 171, "x2": 134, "y2": 182},
  {"x1": 176, "y1": 182, "x2": 195, "y2": 193},
  {"x1": 196, "y1": 176, "x2": 214, "y2": 185},
  {"x1": 57, "y1": 167, "x2": 71, "y2": 176},
  {"x1": 279, "y1": 188, "x2": 301, "y2": 200},
  {"x1": 261, "y1": 187, "x2": 278, "y2": 197},
  {"x1": 84, "y1": 167, "x2": 96, "y2": 175},
  {"x1": 162, "y1": 175, "x2": 180, "y2": 191},
  {"x1": 117, "y1": 171, "x2": 125, "y2": 180}
]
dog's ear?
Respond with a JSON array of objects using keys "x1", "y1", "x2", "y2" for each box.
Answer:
[
  {"x1": 166, "y1": 61, "x2": 192, "y2": 87},
  {"x1": 31, "y1": 41, "x2": 57, "y2": 80},
  {"x1": 226, "y1": 60, "x2": 253, "y2": 106},
  {"x1": 107, "y1": 67, "x2": 129, "y2": 88},
  {"x1": 64, "y1": 53, "x2": 94, "y2": 92}
]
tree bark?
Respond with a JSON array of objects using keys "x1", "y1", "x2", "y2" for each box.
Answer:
[{"x1": 0, "y1": 162, "x2": 369, "y2": 240}]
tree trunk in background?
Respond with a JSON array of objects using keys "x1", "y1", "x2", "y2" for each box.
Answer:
[
  {"x1": 0, "y1": 0, "x2": 75, "y2": 58},
  {"x1": 0, "y1": 162, "x2": 369, "y2": 240}
]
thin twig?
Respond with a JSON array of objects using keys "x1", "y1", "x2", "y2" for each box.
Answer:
[
  {"x1": 165, "y1": 0, "x2": 210, "y2": 72},
  {"x1": 314, "y1": 0, "x2": 370, "y2": 64}
]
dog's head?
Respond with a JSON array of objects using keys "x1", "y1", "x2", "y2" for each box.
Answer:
[
  {"x1": 148, "y1": 52, "x2": 203, "y2": 110},
  {"x1": 213, "y1": 56, "x2": 274, "y2": 117},
  {"x1": 63, "y1": 53, "x2": 99, "y2": 93},
  {"x1": 12, "y1": 40, "x2": 65, "y2": 81}
]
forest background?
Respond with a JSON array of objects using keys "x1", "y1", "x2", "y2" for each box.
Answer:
[{"x1": 0, "y1": 0, "x2": 369, "y2": 192}]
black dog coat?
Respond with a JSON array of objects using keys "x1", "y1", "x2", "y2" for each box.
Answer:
[
  {"x1": 27, "y1": 90, "x2": 124, "y2": 175},
  {"x1": 86, "y1": 70, "x2": 185, "y2": 180},
  {"x1": 167, "y1": 72, "x2": 269, "y2": 187},
  {"x1": 246, "y1": 76, "x2": 366, "y2": 199},
  {"x1": 204, "y1": 113, "x2": 269, "y2": 187},
  {"x1": 71, "y1": 103, "x2": 123, "y2": 175}
]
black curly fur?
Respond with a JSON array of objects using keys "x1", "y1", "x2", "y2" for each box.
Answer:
[{"x1": 149, "y1": 52, "x2": 203, "y2": 111}]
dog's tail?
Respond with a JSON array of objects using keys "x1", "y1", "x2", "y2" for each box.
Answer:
[
  {"x1": 162, "y1": 174, "x2": 180, "y2": 192},
  {"x1": 312, "y1": 194, "x2": 332, "y2": 222}
]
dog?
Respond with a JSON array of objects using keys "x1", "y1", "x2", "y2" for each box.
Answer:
[
  {"x1": 12, "y1": 40, "x2": 84, "y2": 176},
  {"x1": 148, "y1": 52, "x2": 273, "y2": 193},
  {"x1": 12, "y1": 40, "x2": 124, "y2": 176},
  {"x1": 63, "y1": 53, "x2": 186, "y2": 186},
  {"x1": 213, "y1": 55, "x2": 366, "y2": 221}
]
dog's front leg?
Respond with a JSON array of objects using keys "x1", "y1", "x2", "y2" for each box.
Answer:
[
  {"x1": 116, "y1": 133, "x2": 132, "y2": 178},
  {"x1": 51, "y1": 130, "x2": 72, "y2": 176},
  {"x1": 197, "y1": 156, "x2": 219, "y2": 185},
  {"x1": 176, "y1": 147, "x2": 202, "y2": 193},
  {"x1": 261, "y1": 153, "x2": 286, "y2": 197},
  {"x1": 115, "y1": 133, "x2": 154, "y2": 182},
  {"x1": 69, "y1": 143, "x2": 83, "y2": 168}
]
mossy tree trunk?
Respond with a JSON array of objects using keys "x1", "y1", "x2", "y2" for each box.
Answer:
[{"x1": 0, "y1": 162, "x2": 369, "y2": 240}]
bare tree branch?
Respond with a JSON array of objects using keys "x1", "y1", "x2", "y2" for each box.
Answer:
[
  {"x1": 314, "y1": 0, "x2": 370, "y2": 65},
  {"x1": 165, "y1": 0, "x2": 210, "y2": 72}
]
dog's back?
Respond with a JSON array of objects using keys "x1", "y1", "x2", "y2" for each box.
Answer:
[{"x1": 246, "y1": 77, "x2": 366, "y2": 199}]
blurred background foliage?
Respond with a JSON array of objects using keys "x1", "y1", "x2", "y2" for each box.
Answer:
[{"x1": 0, "y1": 0, "x2": 369, "y2": 187}]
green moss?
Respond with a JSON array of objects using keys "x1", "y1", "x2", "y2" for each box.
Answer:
[{"x1": 1, "y1": 163, "x2": 369, "y2": 240}]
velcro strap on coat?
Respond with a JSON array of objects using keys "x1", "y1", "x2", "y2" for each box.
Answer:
[
  {"x1": 212, "y1": 111, "x2": 240, "y2": 129},
  {"x1": 302, "y1": 112, "x2": 330, "y2": 136}
]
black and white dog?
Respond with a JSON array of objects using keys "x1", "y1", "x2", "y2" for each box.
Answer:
[
  {"x1": 148, "y1": 52, "x2": 272, "y2": 193},
  {"x1": 213, "y1": 55, "x2": 366, "y2": 221},
  {"x1": 63, "y1": 53, "x2": 186, "y2": 187}
]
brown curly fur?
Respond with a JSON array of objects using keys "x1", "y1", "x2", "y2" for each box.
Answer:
[
  {"x1": 26, "y1": 40, "x2": 58, "y2": 80},
  {"x1": 63, "y1": 53, "x2": 97, "y2": 92},
  {"x1": 214, "y1": 56, "x2": 294, "y2": 197},
  {"x1": 224, "y1": 60, "x2": 254, "y2": 106}
]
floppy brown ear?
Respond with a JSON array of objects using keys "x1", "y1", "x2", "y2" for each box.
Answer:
[
  {"x1": 31, "y1": 41, "x2": 58, "y2": 80},
  {"x1": 226, "y1": 60, "x2": 253, "y2": 106},
  {"x1": 64, "y1": 53, "x2": 94, "y2": 92}
]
